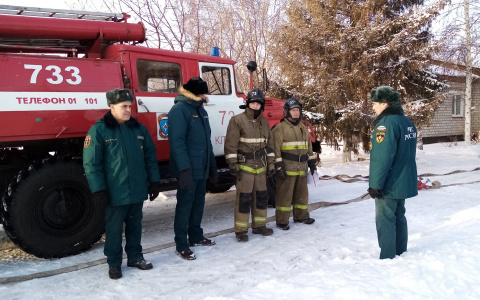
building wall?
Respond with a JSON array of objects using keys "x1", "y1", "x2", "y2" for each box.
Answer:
[
  {"x1": 473, "y1": 80, "x2": 480, "y2": 136},
  {"x1": 421, "y1": 78, "x2": 480, "y2": 140}
]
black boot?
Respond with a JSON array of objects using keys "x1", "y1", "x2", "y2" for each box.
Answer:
[
  {"x1": 235, "y1": 232, "x2": 249, "y2": 242},
  {"x1": 189, "y1": 238, "x2": 216, "y2": 247},
  {"x1": 294, "y1": 218, "x2": 315, "y2": 224},
  {"x1": 276, "y1": 223, "x2": 290, "y2": 230},
  {"x1": 127, "y1": 258, "x2": 153, "y2": 270},
  {"x1": 108, "y1": 267, "x2": 122, "y2": 279},
  {"x1": 176, "y1": 248, "x2": 196, "y2": 260},
  {"x1": 252, "y1": 226, "x2": 273, "y2": 236}
]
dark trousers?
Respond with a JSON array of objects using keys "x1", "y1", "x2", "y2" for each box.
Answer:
[
  {"x1": 104, "y1": 202, "x2": 144, "y2": 268},
  {"x1": 174, "y1": 179, "x2": 206, "y2": 252},
  {"x1": 375, "y1": 197, "x2": 408, "y2": 259}
]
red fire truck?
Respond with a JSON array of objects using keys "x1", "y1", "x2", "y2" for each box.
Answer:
[{"x1": 0, "y1": 6, "x2": 316, "y2": 258}]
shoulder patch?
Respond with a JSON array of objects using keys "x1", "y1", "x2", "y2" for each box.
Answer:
[
  {"x1": 369, "y1": 141, "x2": 372, "y2": 150},
  {"x1": 376, "y1": 125, "x2": 387, "y2": 131},
  {"x1": 376, "y1": 132, "x2": 385, "y2": 143},
  {"x1": 84, "y1": 135, "x2": 91, "y2": 148}
]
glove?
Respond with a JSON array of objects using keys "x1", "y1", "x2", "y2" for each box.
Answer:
[
  {"x1": 178, "y1": 169, "x2": 193, "y2": 190},
  {"x1": 148, "y1": 182, "x2": 161, "y2": 201},
  {"x1": 208, "y1": 164, "x2": 219, "y2": 185},
  {"x1": 229, "y1": 164, "x2": 238, "y2": 178},
  {"x1": 307, "y1": 160, "x2": 316, "y2": 175},
  {"x1": 267, "y1": 164, "x2": 276, "y2": 177},
  {"x1": 368, "y1": 187, "x2": 384, "y2": 199},
  {"x1": 275, "y1": 162, "x2": 287, "y2": 180},
  {"x1": 93, "y1": 190, "x2": 108, "y2": 203}
]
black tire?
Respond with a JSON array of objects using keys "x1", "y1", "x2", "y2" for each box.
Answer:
[
  {"x1": 207, "y1": 172, "x2": 235, "y2": 193},
  {"x1": 0, "y1": 157, "x2": 106, "y2": 258}
]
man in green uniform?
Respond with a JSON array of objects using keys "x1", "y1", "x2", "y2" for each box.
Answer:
[
  {"x1": 168, "y1": 77, "x2": 218, "y2": 260},
  {"x1": 225, "y1": 88, "x2": 276, "y2": 242},
  {"x1": 368, "y1": 86, "x2": 418, "y2": 259},
  {"x1": 83, "y1": 88, "x2": 161, "y2": 279},
  {"x1": 272, "y1": 98, "x2": 316, "y2": 230}
]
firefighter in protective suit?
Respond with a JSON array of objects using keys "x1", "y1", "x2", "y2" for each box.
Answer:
[
  {"x1": 273, "y1": 98, "x2": 316, "y2": 230},
  {"x1": 224, "y1": 88, "x2": 276, "y2": 242}
]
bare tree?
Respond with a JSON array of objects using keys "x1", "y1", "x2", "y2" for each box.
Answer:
[
  {"x1": 183, "y1": 0, "x2": 287, "y2": 93},
  {"x1": 71, "y1": 0, "x2": 189, "y2": 50}
]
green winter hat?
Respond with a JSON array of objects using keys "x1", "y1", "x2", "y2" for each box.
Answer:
[
  {"x1": 370, "y1": 86, "x2": 400, "y2": 105},
  {"x1": 106, "y1": 88, "x2": 134, "y2": 106}
]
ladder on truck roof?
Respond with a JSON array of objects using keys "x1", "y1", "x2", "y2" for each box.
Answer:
[
  {"x1": 0, "y1": 5, "x2": 126, "y2": 22},
  {"x1": 0, "y1": 5, "x2": 142, "y2": 57}
]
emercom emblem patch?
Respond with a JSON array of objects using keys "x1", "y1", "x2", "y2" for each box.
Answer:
[
  {"x1": 84, "y1": 135, "x2": 91, "y2": 148},
  {"x1": 376, "y1": 132, "x2": 385, "y2": 143}
]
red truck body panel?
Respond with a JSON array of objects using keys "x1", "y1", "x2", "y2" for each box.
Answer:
[{"x1": 0, "y1": 54, "x2": 122, "y2": 142}]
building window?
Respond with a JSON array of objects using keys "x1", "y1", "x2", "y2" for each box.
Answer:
[
  {"x1": 201, "y1": 66, "x2": 232, "y2": 95},
  {"x1": 136, "y1": 59, "x2": 182, "y2": 93},
  {"x1": 452, "y1": 94, "x2": 464, "y2": 117}
]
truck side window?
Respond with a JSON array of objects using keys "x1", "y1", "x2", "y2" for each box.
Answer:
[
  {"x1": 201, "y1": 66, "x2": 232, "y2": 95},
  {"x1": 234, "y1": 69, "x2": 244, "y2": 95},
  {"x1": 137, "y1": 59, "x2": 182, "y2": 93}
]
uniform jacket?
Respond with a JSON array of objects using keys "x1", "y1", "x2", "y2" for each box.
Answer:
[
  {"x1": 224, "y1": 107, "x2": 275, "y2": 173},
  {"x1": 83, "y1": 111, "x2": 161, "y2": 206},
  {"x1": 369, "y1": 106, "x2": 418, "y2": 199},
  {"x1": 272, "y1": 118, "x2": 316, "y2": 176},
  {"x1": 168, "y1": 87, "x2": 215, "y2": 179}
]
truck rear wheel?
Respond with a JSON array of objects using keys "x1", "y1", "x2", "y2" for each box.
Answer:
[{"x1": 0, "y1": 156, "x2": 105, "y2": 258}]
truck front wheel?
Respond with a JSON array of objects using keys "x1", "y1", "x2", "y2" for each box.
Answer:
[
  {"x1": 206, "y1": 171, "x2": 235, "y2": 193},
  {"x1": 1, "y1": 157, "x2": 105, "y2": 258}
]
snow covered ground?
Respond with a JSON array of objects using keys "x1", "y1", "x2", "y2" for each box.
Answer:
[{"x1": 1, "y1": 142, "x2": 480, "y2": 299}]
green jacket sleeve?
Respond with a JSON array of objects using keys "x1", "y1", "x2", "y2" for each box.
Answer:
[
  {"x1": 83, "y1": 124, "x2": 107, "y2": 193},
  {"x1": 369, "y1": 119, "x2": 398, "y2": 190},
  {"x1": 142, "y1": 125, "x2": 161, "y2": 183}
]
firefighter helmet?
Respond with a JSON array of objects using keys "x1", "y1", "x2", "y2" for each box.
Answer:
[
  {"x1": 283, "y1": 97, "x2": 302, "y2": 119},
  {"x1": 246, "y1": 88, "x2": 265, "y2": 110}
]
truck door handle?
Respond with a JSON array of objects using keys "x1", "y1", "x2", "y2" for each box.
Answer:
[{"x1": 137, "y1": 99, "x2": 150, "y2": 113}]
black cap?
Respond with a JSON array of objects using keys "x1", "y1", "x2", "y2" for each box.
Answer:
[{"x1": 183, "y1": 77, "x2": 209, "y2": 95}]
